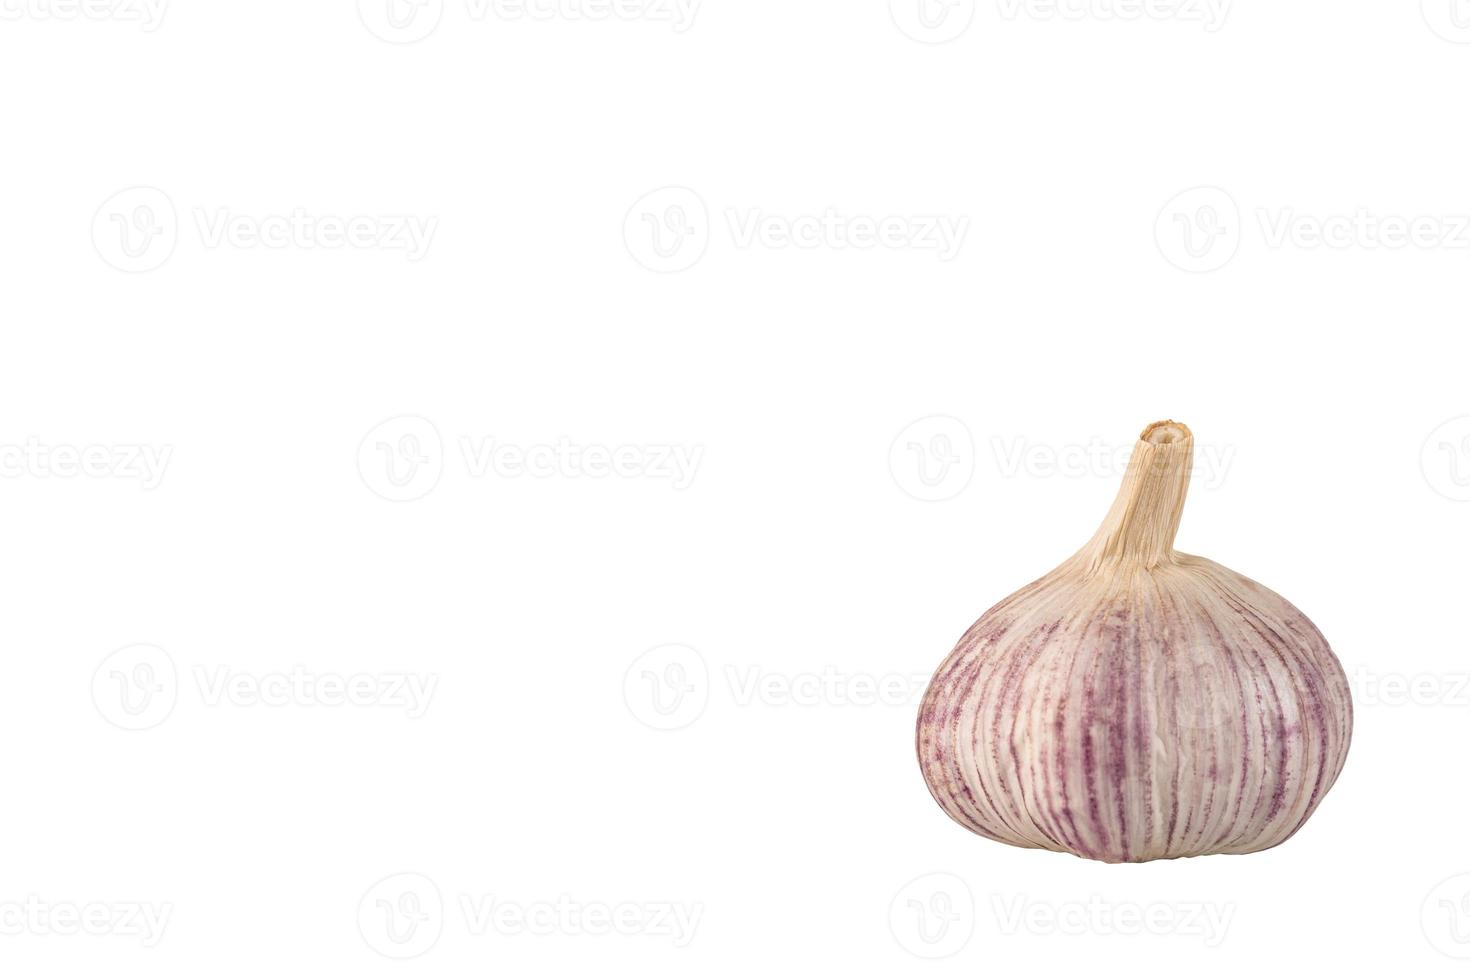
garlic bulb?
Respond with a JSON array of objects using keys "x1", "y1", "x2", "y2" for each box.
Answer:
[{"x1": 916, "y1": 421, "x2": 1352, "y2": 863}]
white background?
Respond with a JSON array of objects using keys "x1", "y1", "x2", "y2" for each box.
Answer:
[{"x1": 3, "y1": 0, "x2": 1469, "y2": 976}]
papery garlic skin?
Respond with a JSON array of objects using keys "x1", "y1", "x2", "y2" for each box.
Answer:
[{"x1": 916, "y1": 422, "x2": 1352, "y2": 863}]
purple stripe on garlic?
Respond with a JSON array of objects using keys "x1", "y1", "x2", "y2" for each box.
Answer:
[{"x1": 916, "y1": 421, "x2": 1352, "y2": 863}]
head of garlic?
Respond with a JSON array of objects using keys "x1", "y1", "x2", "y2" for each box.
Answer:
[{"x1": 916, "y1": 421, "x2": 1352, "y2": 863}]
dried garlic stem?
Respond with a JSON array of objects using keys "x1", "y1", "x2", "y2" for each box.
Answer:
[{"x1": 1077, "y1": 420, "x2": 1193, "y2": 573}]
